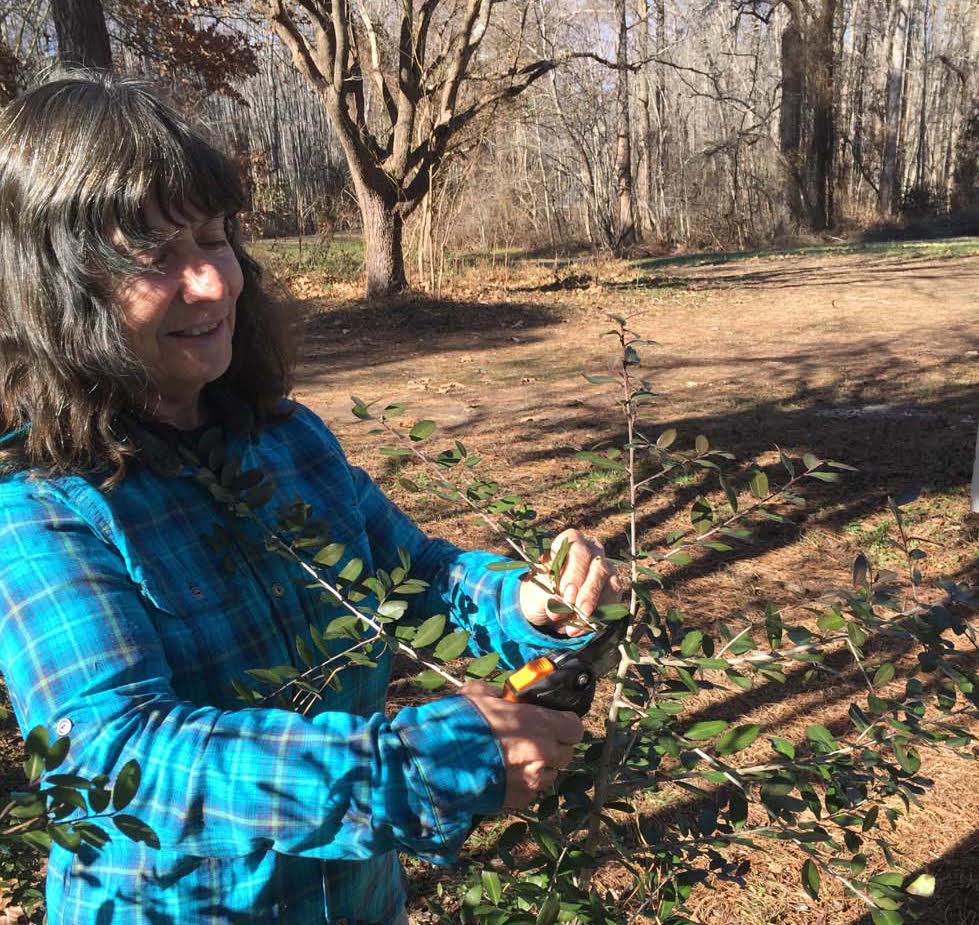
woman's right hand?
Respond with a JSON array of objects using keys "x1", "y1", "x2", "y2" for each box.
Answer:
[{"x1": 460, "y1": 680, "x2": 584, "y2": 809}]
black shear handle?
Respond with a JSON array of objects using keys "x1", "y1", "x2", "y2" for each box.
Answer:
[{"x1": 504, "y1": 656, "x2": 596, "y2": 717}]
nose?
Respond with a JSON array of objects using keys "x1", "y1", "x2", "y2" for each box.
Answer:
[{"x1": 178, "y1": 254, "x2": 227, "y2": 304}]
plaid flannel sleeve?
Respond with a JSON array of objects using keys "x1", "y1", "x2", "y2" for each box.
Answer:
[
  {"x1": 0, "y1": 480, "x2": 504, "y2": 865},
  {"x1": 347, "y1": 463, "x2": 583, "y2": 669}
]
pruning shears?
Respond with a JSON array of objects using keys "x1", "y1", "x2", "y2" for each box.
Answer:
[{"x1": 502, "y1": 620, "x2": 627, "y2": 717}]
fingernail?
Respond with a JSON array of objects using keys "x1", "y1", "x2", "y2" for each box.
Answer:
[{"x1": 562, "y1": 584, "x2": 576, "y2": 604}]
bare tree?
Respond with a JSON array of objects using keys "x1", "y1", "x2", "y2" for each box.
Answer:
[
  {"x1": 260, "y1": 0, "x2": 584, "y2": 298},
  {"x1": 614, "y1": 0, "x2": 637, "y2": 248},
  {"x1": 879, "y1": 0, "x2": 911, "y2": 214}
]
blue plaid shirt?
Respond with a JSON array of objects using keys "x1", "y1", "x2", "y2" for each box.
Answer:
[{"x1": 0, "y1": 403, "x2": 575, "y2": 924}]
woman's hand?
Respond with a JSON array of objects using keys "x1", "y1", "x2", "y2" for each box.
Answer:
[
  {"x1": 461, "y1": 681, "x2": 584, "y2": 809},
  {"x1": 518, "y1": 528, "x2": 623, "y2": 637}
]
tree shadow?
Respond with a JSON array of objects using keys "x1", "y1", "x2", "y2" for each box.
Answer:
[
  {"x1": 846, "y1": 827, "x2": 979, "y2": 925},
  {"x1": 293, "y1": 294, "x2": 563, "y2": 379}
]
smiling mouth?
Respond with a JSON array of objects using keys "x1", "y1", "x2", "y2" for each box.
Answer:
[{"x1": 170, "y1": 319, "x2": 224, "y2": 338}]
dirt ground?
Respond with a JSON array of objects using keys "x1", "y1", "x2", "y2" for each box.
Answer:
[
  {"x1": 288, "y1": 241, "x2": 979, "y2": 925},
  {"x1": 3, "y1": 240, "x2": 978, "y2": 924}
]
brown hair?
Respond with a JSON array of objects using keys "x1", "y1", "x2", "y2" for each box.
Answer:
[{"x1": 0, "y1": 71, "x2": 292, "y2": 484}]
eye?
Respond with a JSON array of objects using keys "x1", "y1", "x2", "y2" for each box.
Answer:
[{"x1": 136, "y1": 247, "x2": 170, "y2": 270}]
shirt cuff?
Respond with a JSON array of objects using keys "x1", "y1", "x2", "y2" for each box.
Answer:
[
  {"x1": 390, "y1": 694, "x2": 505, "y2": 864},
  {"x1": 498, "y1": 567, "x2": 589, "y2": 653}
]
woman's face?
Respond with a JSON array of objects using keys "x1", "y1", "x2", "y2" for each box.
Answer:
[{"x1": 114, "y1": 200, "x2": 243, "y2": 425}]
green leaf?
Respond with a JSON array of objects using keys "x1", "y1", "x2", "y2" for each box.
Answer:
[
  {"x1": 74, "y1": 822, "x2": 111, "y2": 849},
  {"x1": 817, "y1": 610, "x2": 845, "y2": 633},
  {"x1": 680, "y1": 630, "x2": 703, "y2": 657},
  {"x1": 45, "y1": 774, "x2": 91, "y2": 789},
  {"x1": 88, "y1": 787, "x2": 111, "y2": 814},
  {"x1": 807, "y1": 470, "x2": 840, "y2": 482},
  {"x1": 535, "y1": 891, "x2": 561, "y2": 925},
  {"x1": 412, "y1": 614, "x2": 446, "y2": 649},
  {"x1": 719, "y1": 472, "x2": 739, "y2": 514},
  {"x1": 905, "y1": 873, "x2": 935, "y2": 897},
  {"x1": 685, "y1": 720, "x2": 729, "y2": 741},
  {"x1": 802, "y1": 859, "x2": 821, "y2": 899},
  {"x1": 295, "y1": 635, "x2": 314, "y2": 667},
  {"x1": 893, "y1": 742, "x2": 921, "y2": 775},
  {"x1": 695, "y1": 435, "x2": 710, "y2": 454},
  {"x1": 434, "y1": 631, "x2": 470, "y2": 661},
  {"x1": 18, "y1": 830, "x2": 52, "y2": 852},
  {"x1": 337, "y1": 558, "x2": 363, "y2": 582},
  {"x1": 413, "y1": 670, "x2": 448, "y2": 691},
  {"x1": 716, "y1": 724, "x2": 761, "y2": 756},
  {"x1": 111, "y1": 760, "x2": 141, "y2": 811},
  {"x1": 802, "y1": 452, "x2": 821, "y2": 471},
  {"x1": 805, "y1": 724, "x2": 838, "y2": 750},
  {"x1": 325, "y1": 615, "x2": 360, "y2": 638},
  {"x1": 770, "y1": 737, "x2": 796, "y2": 760},
  {"x1": 749, "y1": 470, "x2": 769, "y2": 499},
  {"x1": 595, "y1": 602, "x2": 629, "y2": 621},
  {"x1": 243, "y1": 481, "x2": 276, "y2": 509},
  {"x1": 45, "y1": 736, "x2": 70, "y2": 772},
  {"x1": 24, "y1": 726, "x2": 49, "y2": 780},
  {"x1": 481, "y1": 870, "x2": 503, "y2": 905},
  {"x1": 379, "y1": 446, "x2": 413, "y2": 457},
  {"x1": 409, "y1": 420, "x2": 436, "y2": 441},
  {"x1": 870, "y1": 912, "x2": 903, "y2": 925},
  {"x1": 462, "y1": 881, "x2": 483, "y2": 907},
  {"x1": 765, "y1": 603, "x2": 783, "y2": 649},
  {"x1": 112, "y1": 814, "x2": 160, "y2": 849},
  {"x1": 873, "y1": 663, "x2": 896, "y2": 687},
  {"x1": 377, "y1": 599, "x2": 408, "y2": 621},
  {"x1": 313, "y1": 543, "x2": 345, "y2": 567},
  {"x1": 584, "y1": 374, "x2": 617, "y2": 385},
  {"x1": 466, "y1": 653, "x2": 500, "y2": 678},
  {"x1": 848, "y1": 622, "x2": 868, "y2": 648},
  {"x1": 48, "y1": 825, "x2": 82, "y2": 853},
  {"x1": 656, "y1": 428, "x2": 677, "y2": 449},
  {"x1": 485, "y1": 560, "x2": 527, "y2": 571}
]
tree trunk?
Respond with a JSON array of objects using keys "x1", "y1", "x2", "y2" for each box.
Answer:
[
  {"x1": 359, "y1": 190, "x2": 406, "y2": 299},
  {"x1": 635, "y1": 0, "x2": 654, "y2": 239},
  {"x1": 809, "y1": 0, "x2": 838, "y2": 230},
  {"x1": 880, "y1": 0, "x2": 911, "y2": 215},
  {"x1": 614, "y1": 0, "x2": 637, "y2": 250},
  {"x1": 779, "y1": 17, "x2": 806, "y2": 225},
  {"x1": 51, "y1": 0, "x2": 112, "y2": 70}
]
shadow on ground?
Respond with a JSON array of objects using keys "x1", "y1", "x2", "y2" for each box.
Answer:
[{"x1": 294, "y1": 294, "x2": 562, "y2": 378}]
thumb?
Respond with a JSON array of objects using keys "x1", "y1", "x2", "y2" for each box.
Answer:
[{"x1": 460, "y1": 679, "x2": 501, "y2": 698}]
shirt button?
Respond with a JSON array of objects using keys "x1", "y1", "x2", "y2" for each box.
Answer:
[
  {"x1": 190, "y1": 585, "x2": 205, "y2": 600},
  {"x1": 271, "y1": 582, "x2": 285, "y2": 598},
  {"x1": 55, "y1": 718, "x2": 73, "y2": 737}
]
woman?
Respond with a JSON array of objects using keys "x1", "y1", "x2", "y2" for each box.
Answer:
[{"x1": 0, "y1": 73, "x2": 618, "y2": 924}]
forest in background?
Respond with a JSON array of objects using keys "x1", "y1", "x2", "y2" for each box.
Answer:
[{"x1": 2, "y1": 0, "x2": 978, "y2": 295}]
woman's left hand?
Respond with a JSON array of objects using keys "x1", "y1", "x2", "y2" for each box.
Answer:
[{"x1": 518, "y1": 529, "x2": 624, "y2": 637}]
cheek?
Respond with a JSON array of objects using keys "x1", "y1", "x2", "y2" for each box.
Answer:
[
  {"x1": 224, "y1": 254, "x2": 245, "y2": 304},
  {"x1": 115, "y1": 277, "x2": 175, "y2": 342}
]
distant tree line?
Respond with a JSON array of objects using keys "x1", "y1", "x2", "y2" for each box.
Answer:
[{"x1": 6, "y1": 0, "x2": 979, "y2": 298}]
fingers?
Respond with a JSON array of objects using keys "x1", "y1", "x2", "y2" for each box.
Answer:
[
  {"x1": 553, "y1": 529, "x2": 604, "y2": 604},
  {"x1": 549, "y1": 529, "x2": 622, "y2": 624},
  {"x1": 574, "y1": 556, "x2": 617, "y2": 618},
  {"x1": 546, "y1": 708, "x2": 585, "y2": 746}
]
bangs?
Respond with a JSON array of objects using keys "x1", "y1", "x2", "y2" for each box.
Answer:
[
  {"x1": 10, "y1": 76, "x2": 244, "y2": 273},
  {"x1": 99, "y1": 97, "x2": 243, "y2": 264}
]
